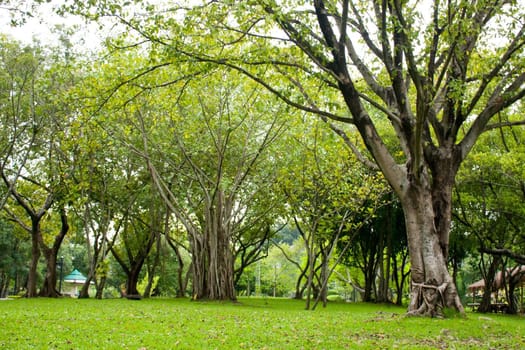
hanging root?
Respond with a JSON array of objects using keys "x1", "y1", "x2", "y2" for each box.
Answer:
[{"x1": 408, "y1": 278, "x2": 448, "y2": 318}]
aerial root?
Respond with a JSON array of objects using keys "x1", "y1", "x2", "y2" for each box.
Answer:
[{"x1": 408, "y1": 279, "x2": 448, "y2": 318}]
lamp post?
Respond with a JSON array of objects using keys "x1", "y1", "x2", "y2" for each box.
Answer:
[{"x1": 58, "y1": 256, "x2": 64, "y2": 293}]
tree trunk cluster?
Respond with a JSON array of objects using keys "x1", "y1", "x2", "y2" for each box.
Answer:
[{"x1": 191, "y1": 191, "x2": 236, "y2": 301}]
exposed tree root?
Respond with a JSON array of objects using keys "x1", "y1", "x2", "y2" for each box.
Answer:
[{"x1": 408, "y1": 279, "x2": 445, "y2": 317}]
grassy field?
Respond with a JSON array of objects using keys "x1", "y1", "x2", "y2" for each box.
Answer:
[{"x1": 0, "y1": 297, "x2": 523, "y2": 349}]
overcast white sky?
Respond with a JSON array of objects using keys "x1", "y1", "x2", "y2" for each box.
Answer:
[
  {"x1": 2, "y1": 0, "x2": 523, "y2": 51},
  {"x1": 0, "y1": 0, "x2": 110, "y2": 50}
]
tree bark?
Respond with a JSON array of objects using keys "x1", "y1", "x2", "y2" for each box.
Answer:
[
  {"x1": 26, "y1": 221, "x2": 41, "y2": 298},
  {"x1": 190, "y1": 189, "x2": 237, "y2": 301},
  {"x1": 38, "y1": 253, "x2": 59, "y2": 297},
  {"x1": 190, "y1": 228, "x2": 236, "y2": 301},
  {"x1": 78, "y1": 276, "x2": 92, "y2": 299},
  {"x1": 38, "y1": 208, "x2": 69, "y2": 297},
  {"x1": 3, "y1": 188, "x2": 54, "y2": 297},
  {"x1": 125, "y1": 264, "x2": 142, "y2": 296},
  {"x1": 95, "y1": 276, "x2": 106, "y2": 299},
  {"x1": 403, "y1": 185, "x2": 464, "y2": 317},
  {"x1": 0, "y1": 272, "x2": 9, "y2": 298},
  {"x1": 377, "y1": 207, "x2": 393, "y2": 303},
  {"x1": 293, "y1": 264, "x2": 307, "y2": 299},
  {"x1": 507, "y1": 273, "x2": 521, "y2": 315}
]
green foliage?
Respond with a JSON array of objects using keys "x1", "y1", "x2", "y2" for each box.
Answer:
[
  {"x1": 454, "y1": 119, "x2": 525, "y2": 254},
  {"x1": 137, "y1": 272, "x2": 159, "y2": 296},
  {"x1": 0, "y1": 219, "x2": 29, "y2": 295},
  {"x1": 1, "y1": 298, "x2": 524, "y2": 349}
]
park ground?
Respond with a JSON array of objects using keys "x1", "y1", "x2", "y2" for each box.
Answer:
[{"x1": 0, "y1": 297, "x2": 524, "y2": 349}]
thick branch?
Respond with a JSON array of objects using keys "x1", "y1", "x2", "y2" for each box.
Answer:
[{"x1": 481, "y1": 247, "x2": 525, "y2": 265}]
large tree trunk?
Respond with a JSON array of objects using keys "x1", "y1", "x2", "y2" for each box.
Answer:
[
  {"x1": 125, "y1": 264, "x2": 143, "y2": 296},
  {"x1": 191, "y1": 191, "x2": 236, "y2": 301},
  {"x1": 404, "y1": 186, "x2": 463, "y2": 317},
  {"x1": 190, "y1": 229, "x2": 236, "y2": 300},
  {"x1": 207, "y1": 223, "x2": 236, "y2": 300},
  {"x1": 38, "y1": 253, "x2": 59, "y2": 297}
]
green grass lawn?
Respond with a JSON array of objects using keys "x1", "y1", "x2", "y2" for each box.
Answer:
[{"x1": 0, "y1": 297, "x2": 523, "y2": 349}]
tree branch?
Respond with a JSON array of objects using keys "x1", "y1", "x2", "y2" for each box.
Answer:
[{"x1": 481, "y1": 247, "x2": 525, "y2": 265}]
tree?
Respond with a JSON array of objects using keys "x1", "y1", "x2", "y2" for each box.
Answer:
[
  {"x1": 157, "y1": 0, "x2": 524, "y2": 316},
  {"x1": 109, "y1": 189, "x2": 161, "y2": 297},
  {"x1": 0, "y1": 0, "x2": 49, "y2": 25},
  {"x1": 345, "y1": 195, "x2": 407, "y2": 303},
  {"x1": 136, "y1": 74, "x2": 288, "y2": 301},
  {"x1": 59, "y1": 0, "x2": 525, "y2": 314},
  {"x1": 279, "y1": 119, "x2": 388, "y2": 308},
  {"x1": 0, "y1": 37, "x2": 75, "y2": 297},
  {"x1": 74, "y1": 41, "x2": 290, "y2": 300}
]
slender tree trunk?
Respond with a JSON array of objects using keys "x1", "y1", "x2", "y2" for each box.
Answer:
[
  {"x1": 478, "y1": 255, "x2": 500, "y2": 313},
  {"x1": 0, "y1": 272, "x2": 9, "y2": 298},
  {"x1": 175, "y1": 251, "x2": 187, "y2": 298},
  {"x1": 78, "y1": 276, "x2": 92, "y2": 299},
  {"x1": 506, "y1": 271, "x2": 521, "y2": 315},
  {"x1": 392, "y1": 250, "x2": 410, "y2": 306},
  {"x1": 14, "y1": 272, "x2": 21, "y2": 295},
  {"x1": 167, "y1": 236, "x2": 187, "y2": 297},
  {"x1": 304, "y1": 244, "x2": 315, "y2": 310},
  {"x1": 143, "y1": 265, "x2": 156, "y2": 298},
  {"x1": 26, "y1": 222, "x2": 40, "y2": 297},
  {"x1": 377, "y1": 209, "x2": 392, "y2": 303},
  {"x1": 293, "y1": 265, "x2": 307, "y2": 299},
  {"x1": 362, "y1": 243, "x2": 377, "y2": 302},
  {"x1": 78, "y1": 203, "x2": 94, "y2": 299},
  {"x1": 318, "y1": 251, "x2": 329, "y2": 307}
]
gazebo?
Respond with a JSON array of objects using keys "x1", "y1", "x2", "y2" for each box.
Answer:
[
  {"x1": 467, "y1": 266, "x2": 525, "y2": 312},
  {"x1": 467, "y1": 266, "x2": 525, "y2": 293},
  {"x1": 62, "y1": 269, "x2": 88, "y2": 297}
]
